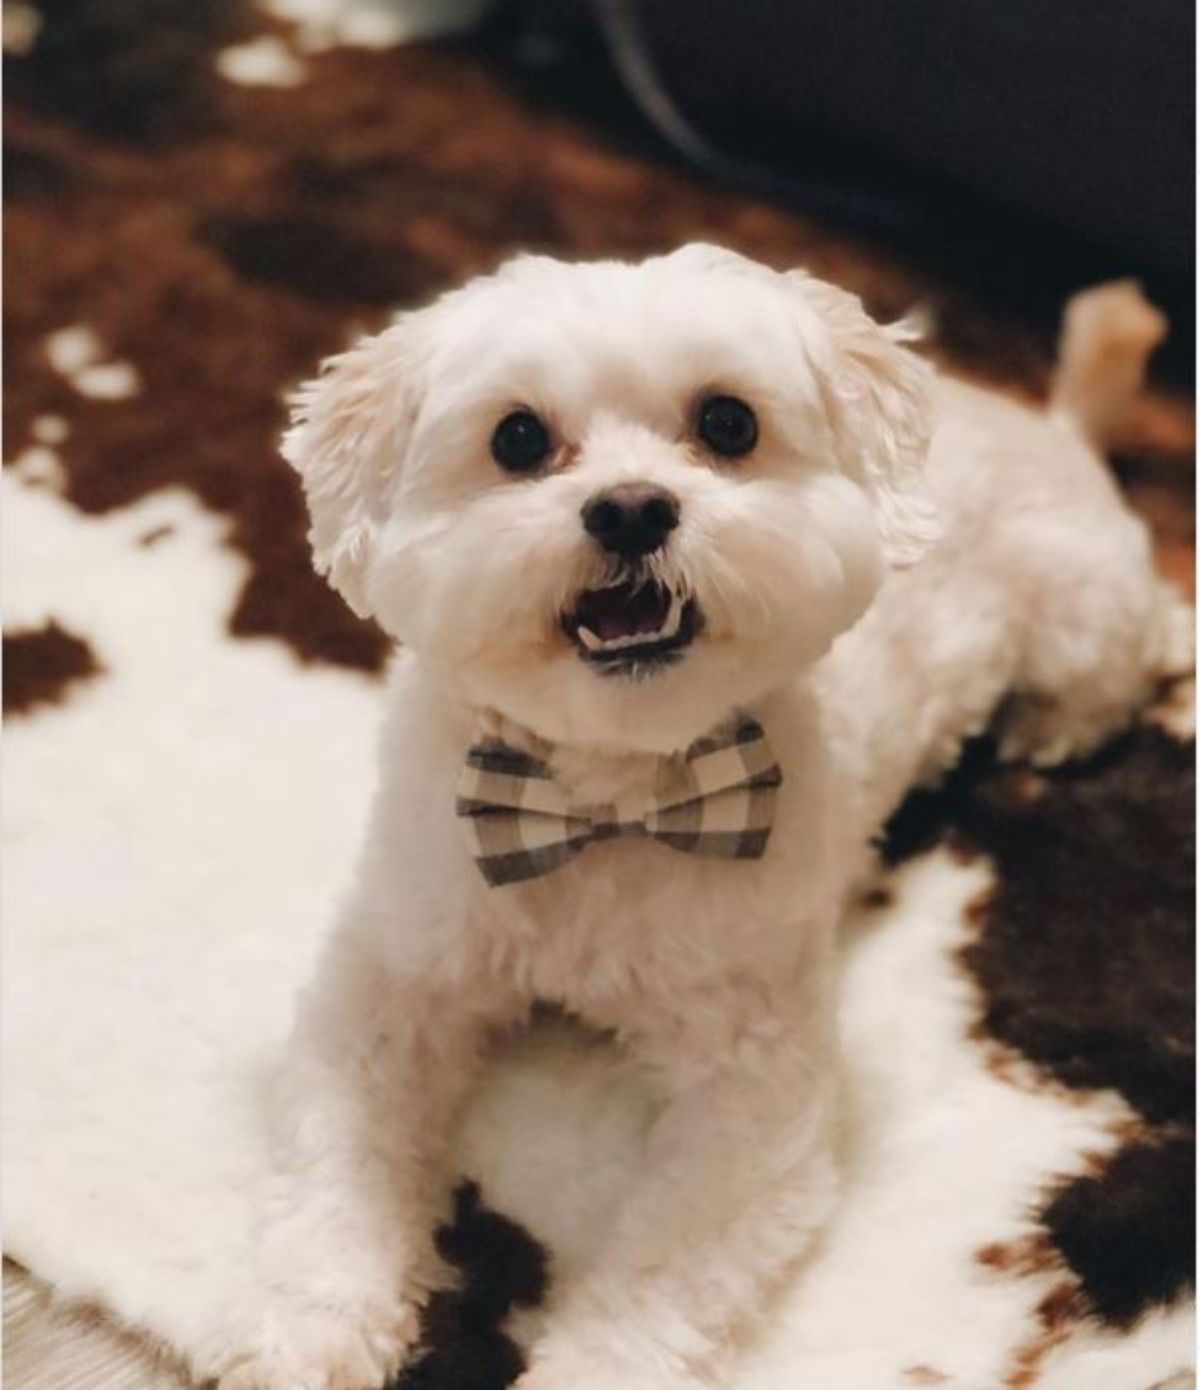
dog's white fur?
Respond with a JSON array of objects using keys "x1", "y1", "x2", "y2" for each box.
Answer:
[{"x1": 210, "y1": 247, "x2": 1186, "y2": 1390}]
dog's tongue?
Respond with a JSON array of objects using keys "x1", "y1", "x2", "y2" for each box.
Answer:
[{"x1": 577, "y1": 581, "x2": 670, "y2": 640}]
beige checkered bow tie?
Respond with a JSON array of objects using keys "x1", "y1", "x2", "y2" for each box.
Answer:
[{"x1": 455, "y1": 715, "x2": 782, "y2": 887}]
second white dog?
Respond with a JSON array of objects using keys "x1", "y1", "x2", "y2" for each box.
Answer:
[{"x1": 211, "y1": 246, "x2": 1186, "y2": 1390}]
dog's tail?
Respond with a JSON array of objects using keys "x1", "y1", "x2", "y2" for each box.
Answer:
[{"x1": 1050, "y1": 280, "x2": 1167, "y2": 452}]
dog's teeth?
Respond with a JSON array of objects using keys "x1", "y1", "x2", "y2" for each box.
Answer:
[
  {"x1": 593, "y1": 625, "x2": 672, "y2": 651},
  {"x1": 573, "y1": 591, "x2": 689, "y2": 656}
]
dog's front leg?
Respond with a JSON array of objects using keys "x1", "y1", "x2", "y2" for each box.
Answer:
[
  {"x1": 208, "y1": 917, "x2": 514, "y2": 1390},
  {"x1": 518, "y1": 992, "x2": 837, "y2": 1390}
]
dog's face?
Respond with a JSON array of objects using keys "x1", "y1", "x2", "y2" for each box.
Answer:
[{"x1": 285, "y1": 246, "x2": 935, "y2": 752}]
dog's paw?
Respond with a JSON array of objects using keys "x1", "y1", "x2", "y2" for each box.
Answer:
[{"x1": 204, "y1": 1296, "x2": 419, "y2": 1390}]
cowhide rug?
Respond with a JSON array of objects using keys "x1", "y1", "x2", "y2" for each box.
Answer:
[{"x1": 4, "y1": 3, "x2": 1195, "y2": 1388}]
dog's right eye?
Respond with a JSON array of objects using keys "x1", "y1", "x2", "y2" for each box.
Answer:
[
  {"x1": 491, "y1": 410, "x2": 552, "y2": 474},
  {"x1": 696, "y1": 395, "x2": 758, "y2": 459}
]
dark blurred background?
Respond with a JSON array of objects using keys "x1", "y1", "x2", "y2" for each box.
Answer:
[{"x1": 496, "y1": 0, "x2": 1195, "y2": 363}]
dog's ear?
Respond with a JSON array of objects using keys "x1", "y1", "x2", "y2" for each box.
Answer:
[
  {"x1": 791, "y1": 274, "x2": 938, "y2": 566},
  {"x1": 282, "y1": 318, "x2": 424, "y2": 618}
]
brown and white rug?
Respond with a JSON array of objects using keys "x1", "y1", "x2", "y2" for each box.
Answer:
[{"x1": 4, "y1": 3, "x2": 1195, "y2": 1387}]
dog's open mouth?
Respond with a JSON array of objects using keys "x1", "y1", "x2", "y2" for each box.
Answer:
[{"x1": 562, "y1": 578, "x2": 699, "y2": 674}]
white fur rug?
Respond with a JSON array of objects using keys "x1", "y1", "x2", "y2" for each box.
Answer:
[{"x1": 3, "y1": 470, "x2": 1193, "y2": 1390}]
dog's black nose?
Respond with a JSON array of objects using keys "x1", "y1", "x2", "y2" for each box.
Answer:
[{"x1": 581, "y1": 484, "x2": 680, "y2": 558}]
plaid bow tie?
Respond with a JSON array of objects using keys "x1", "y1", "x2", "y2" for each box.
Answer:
[{"x1": 456, "y1": 715, "x2": 782, "y2": 887}]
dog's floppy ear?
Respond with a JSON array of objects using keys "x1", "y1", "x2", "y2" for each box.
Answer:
[
  {"x1": 791, "y1": 274, "x2": 938, "y2": 566},
  {"x1": 282, "y1": 318, "x2": 424, "y2": 618}
]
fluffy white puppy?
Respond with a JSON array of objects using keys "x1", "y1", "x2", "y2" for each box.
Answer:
[{"x1": 212, "y1": 246, "x2": 1186, "y2": 1390}]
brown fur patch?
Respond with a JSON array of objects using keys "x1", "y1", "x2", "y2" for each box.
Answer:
[
  {"x1": 6, "y1": 0, "x2": 246, "y2": 141},
  {"x1": 903, "y1": 1365, "x2": 950, "y2": 1385},
  {"x1": 976, "y1": 1234, "x2": 1058, "y2": 1279},
  {"x1": 1000, "y1": 1279, "x2": 1091, "y2": 1388},
  {"x1": 137, "y1": 524, "x2": 175, "y2": 547},
  {"x1": 395, "y1": 1181, "x2": 547, "y2": 1390},
  {"x1": 1040, "y1": 1131, "x2": 1194, "y2": 1327},
  {"x1": 1003, "y1": 1320, "x2": 1074, "y2": 1389},
  {"x1": 961, "y1": 733, "x2": 1193, "y2": 1128},
  {"x1": 1114, "y1": 449, "x2": 1196, "y2": 598},
  {"x1": 859, "y1": 885, "x2": 894, "y2": 910},
  {"x1": 4, "y1": 621, "x2": 102, "y2": 716}
]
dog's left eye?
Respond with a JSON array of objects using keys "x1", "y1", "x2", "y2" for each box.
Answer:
[
  {"x1": 696, "y1": 395, "x2": 758, "y2": 459},
  {"x1": 491, "y1": 410, "x2": 553, "y2": 473}
]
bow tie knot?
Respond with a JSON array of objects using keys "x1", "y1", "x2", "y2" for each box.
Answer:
[{"x1": 456, "y1": 716, "x2": 782, "y2": 887}]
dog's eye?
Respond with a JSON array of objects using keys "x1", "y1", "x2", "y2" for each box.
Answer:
[
  {"x1": 696, "y1": 395, "x2": 758, "y2": 459},
  {"x1": 491, "y1": 410, "x2": 552, "y2": 474}
]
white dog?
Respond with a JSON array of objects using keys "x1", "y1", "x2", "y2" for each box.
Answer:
[{"x1": 212, "y1": 246, "x2": 1186, "y2": 1390}]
